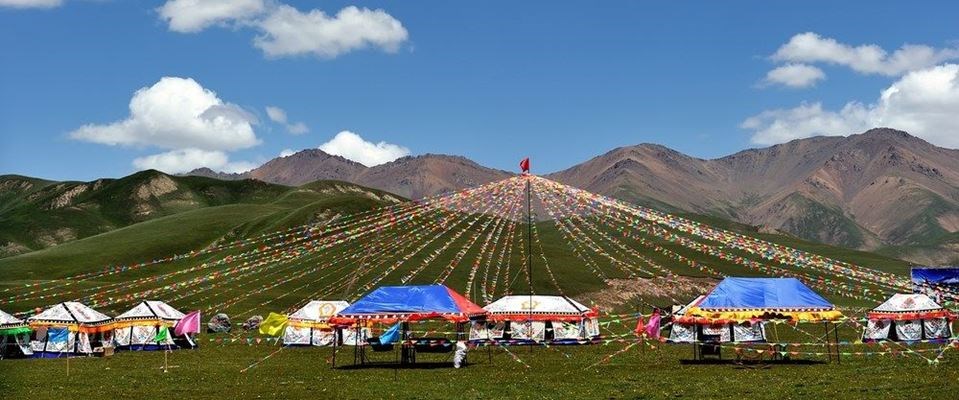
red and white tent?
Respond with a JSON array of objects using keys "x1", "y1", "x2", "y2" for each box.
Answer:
[
  {"x1": 470, "y1": 295, "x2": 599, "y2": 343},
  {"x1": 864, "y1": 293, "x2": 956, "y2": 341}
]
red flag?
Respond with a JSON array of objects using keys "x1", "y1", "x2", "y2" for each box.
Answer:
[
  {"x1": 634, "y1": 314, "x2": 645, "y2": 337},
  {"x1": 519, "y1": 157, "x2": 530, "y2": 173}
]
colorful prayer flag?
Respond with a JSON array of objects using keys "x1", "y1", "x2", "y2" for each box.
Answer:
[{"x1": 258, "y1": 312, "x2": 288, "y2": 337}]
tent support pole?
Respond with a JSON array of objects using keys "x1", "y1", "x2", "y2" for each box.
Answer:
[{"x1": 526, "y1": 176, "x2": 533, "y2": 354}]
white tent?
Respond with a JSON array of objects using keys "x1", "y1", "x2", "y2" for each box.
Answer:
[
  {"x1": 470, "y1": 295, "x2": 599, "y2": 343},
  {"x1": 283, "y1": 300, "x2": 357, "y2": 346},
  {"x1": 0, "y1": 309, "x2": 32, "y2": 358},
  {"x1": 113, "y1": 300, "x2": 186, "y2": 349},
  {"x1": 864, "y1": 294, "x2": 955, "y2": 341},
  {"x1": 27, "y1": 302, "x2": 113, "y2": 357}
]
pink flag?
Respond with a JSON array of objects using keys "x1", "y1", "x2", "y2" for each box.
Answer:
[
  {"x1": 175, "y1": 310, "x2": 201, "y2": 336},
  {"x1": 644, "y1": 310, "x2": 661, "y2": 339}
]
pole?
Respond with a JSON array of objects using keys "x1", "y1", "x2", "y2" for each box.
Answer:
[{"x1": 526, "y1": 175, "x2": 533, "y2": 353}]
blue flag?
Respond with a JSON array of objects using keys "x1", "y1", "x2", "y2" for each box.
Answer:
[
  {"x1": 48, "y1": 327, "x2": 70, "y2": 343},
  {"x1": 379, "y1": 323, "x2": 402, "y2": 345}
]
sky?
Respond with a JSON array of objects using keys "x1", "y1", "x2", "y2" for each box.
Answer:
[{"x1": 2, "y1": 1, "x2": 959, "y2": 181}]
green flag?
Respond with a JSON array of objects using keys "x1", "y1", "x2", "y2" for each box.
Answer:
[{"x1": 154, "y1": 325, "x2": 170, "y2": 343}]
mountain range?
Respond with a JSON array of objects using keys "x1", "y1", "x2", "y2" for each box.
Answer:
[{"x1": 184, "y1": 128, "x2": 959, "y2": 264}]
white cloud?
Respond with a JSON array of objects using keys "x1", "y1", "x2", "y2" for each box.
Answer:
[
  {"x1": 772, "y1": 32, "x2": 959, "y2": 76},
  {"x1": 0, "y1": 0, "x2": 61, "y2": 9},
  {"x1": 158, "y1": 1, "x2": 409, "y2": 60},
  {"x1": 287, "y1": 122, "x2": 309, "y2": 135},
  {"x1": 158, "y1": 0, "x2": 267, "y2": 33},
  {"x1": 278, "y1": 148, "x2": 296, "y2": 157},
  {"x1": 70, "y1": 76, "x2": 260, "y2": 151},
  {"x1": 252, "y1": 5, "x2": 409, "y2": 58},
  {"x1": 762, "y1": 63, "x2": 825, "y2": 88},
  {"x1": 318, "y1": 131, "x2": 409, "y2": 166},
  {"x1": 265, "y1": 105, "x2": 309, "y2": 134},
  {"x1": 743, "y1": 64, "x2": 959, "y2": 148},
  {"x1": 265, "y1": 106, "x2": 287, "y2": 124},
  {"x1": 132, "y1": 148, "x2": 257, "y2": 174}
]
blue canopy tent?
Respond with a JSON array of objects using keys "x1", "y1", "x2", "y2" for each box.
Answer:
[
  {"x1": 329, "y1": 284, "x2": 486, "y2": 367},
  {"x1": 671, "y1": 277, "x2": 842, "y2": 362}
]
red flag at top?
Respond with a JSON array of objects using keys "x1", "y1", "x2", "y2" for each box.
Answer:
[{"x1": 519, "y1": 157, "x2": 530, "y2": 173}]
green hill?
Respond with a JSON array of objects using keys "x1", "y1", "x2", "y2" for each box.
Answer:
[{"x1": 0, "y1": 171, "x2": 404, "y2": 258}]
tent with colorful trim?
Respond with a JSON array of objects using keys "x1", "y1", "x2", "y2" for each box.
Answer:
[
  {"x1": 27, "y1": 302, "x2": 114, "y2": 358},
  {"x1": 112, "y1": 300, "x2": 186, "y2": 350},
  {"x1": 329, "y1": 284, "x2": 486, "y2": 367},
  {"x1": 283, "y1": 300, "x2": 363, "y2": 346},
  {"x1": 0, "y1": 309, "x2": 32, "y2": 358},
  {"x1": 863, "y1": 293, "x2": 956, "y2": 342},
  {"x1": 670, "y1": 278, "x2": 842, "y2": 344},
  {"x1": 470, "y1": 295, "x2": 599, "y2": 344}
]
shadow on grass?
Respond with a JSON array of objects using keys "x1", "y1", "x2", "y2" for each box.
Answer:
[
  {"x1": 335, "y1": 361, "x2": 461, "y2": 370},
  {"x1": 679, "y1": 359, "x2": 826, "y2": 366}
]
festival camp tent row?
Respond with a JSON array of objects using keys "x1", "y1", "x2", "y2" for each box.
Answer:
[{"x1": 2, "y1": 280, "x2": 956, "y2": 365}]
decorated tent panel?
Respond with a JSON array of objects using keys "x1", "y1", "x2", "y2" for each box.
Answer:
[
  {"x1": 483, "y1": 295, "x2": 596, "y2": 321},
  {"x1": 115, "y1": 300, "x2": 186, "y2": 322},
  {"x1": 283, "y1": 300, "x2": 355, "y2": 346},
  {"x1": 331, "y1": 285, "x2": 486, "y2": 324},
  {"x1": 113, "y1": 300, "x2": 186, "y2": 349},
  {"x1": 0, "y1": 309, "x2": 32, "y2": 359},
  {"x1": 679, "y1": 278, "x2": 842, "y2": 323},
  {"x1": 472, "y1": 295, "x2": 599, "y2": 343},
  {"x1": 863, "y1": 293, "x2": 955, "y2": 341},
  {"x1": 27, "y1": 302, "x2": 113, "y2": 357}
]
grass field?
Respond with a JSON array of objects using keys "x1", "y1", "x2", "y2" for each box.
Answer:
[{"x1": 1, "y1": 340, "x2": 957, "y2": 399}]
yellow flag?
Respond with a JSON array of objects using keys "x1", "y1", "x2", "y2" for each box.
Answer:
[{"x1": 258, "y1": 312, "x2": 289, "y2": 337}]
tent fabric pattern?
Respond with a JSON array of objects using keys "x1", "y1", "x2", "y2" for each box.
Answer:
[
  {"x1": 483, "y1": 295, "x2": 597, "y2": 322},
  {"x1": 0, "y1": 309, "x2": 29, "y2": 337},
  {"x1": 868, "y1": 294, "x2": 955, "y2": 321},
  {"x1": 113, "y1": 300, "x2": 186, "y2": 349},
  {"x1": 680, "y1": 278, "x2": 842, "y2": 323},
  {"x1": 283, "y1": 300, "x2": 353, "y2": 346},
  {"x1": 863, "y1": 293, "x2": 955, "y2": 341},
  {"x1": 27, "y1": 302, "x2": 113, "y2": 357},
  {"x1": 27, "y1": 302, "x2": 113, "y2": 332},
  {"x1": 331, "y1": 285, "x2": 486, "y2": 324}
]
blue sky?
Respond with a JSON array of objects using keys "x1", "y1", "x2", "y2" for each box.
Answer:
[{"x1": 2, "y1": 1, "x2": 958, "y2": 181}]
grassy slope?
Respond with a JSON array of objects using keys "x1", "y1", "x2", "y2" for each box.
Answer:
[
  {"x1": 0, "y1": 171, "x2": 295, "y2": 255},
  {"x1": 0, "y1": 178, "x2": 950, "y2": 398}
]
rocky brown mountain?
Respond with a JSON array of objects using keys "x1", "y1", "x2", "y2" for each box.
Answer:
[
  {"x1": 548, "y1": 128, "x2": 959, "y2": 263},
  {"x1": 187, "y1": 152, "x2": 511, "y2": 199}
]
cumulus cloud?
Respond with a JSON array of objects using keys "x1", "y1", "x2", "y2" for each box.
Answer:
[
  {"x1": 70, "y1": 77, "x2": 260, "y2": 151},
  {"x1": 0, "y1": 0, "x2": 61, "y2": 9},
  {"x1": 762, "y1": 63, "x2": 825, "y2": 88},
  {"x1": 743, "y1": 64, "x2": 959, "y2": 148},
  {"x1": 132, "y1": 148, "x2": 257, "y2": 174},
  {"x1": 278, "y1": 148, "x2": 296, "y2": 157},
  {"x1": 265, "y1": 105, "x2": 309, "y2": 134},
  {"x1": 158, "y1": 1, "x2": 409, "y2": 59},
  {"x1": 772, "y1": 32, "x2": 959, "y2": 76},
  {"x1": 157, "y1": 0, "x2": 267, "y2": 33},
  {"x1": 318, "y1": 131, "x2": 409, "y2": 166},
  {"x1": 253, "y1": 5, "x2": 408, "y2": 58}
]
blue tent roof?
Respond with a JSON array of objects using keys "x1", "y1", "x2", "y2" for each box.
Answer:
[
  {"x1": 337, "y1": 284, "x2": 485, "y2": 317},
  {"x1": 697, "y1": 278, "x2": 834, "y2": 310}
]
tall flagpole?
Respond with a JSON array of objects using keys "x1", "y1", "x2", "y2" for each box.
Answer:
[{"x1": 526, "y1": 164, "x2": 533, "y2": 353}]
